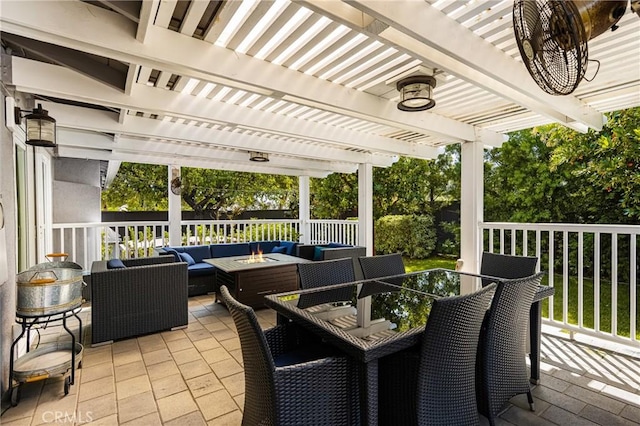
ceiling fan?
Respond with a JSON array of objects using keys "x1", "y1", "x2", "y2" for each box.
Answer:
[{"x1": 513, "y1": 0, "x2": 638, "y2": 96}]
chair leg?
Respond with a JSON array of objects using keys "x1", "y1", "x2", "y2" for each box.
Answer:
[{"x1": 527, "y1": 391, "x2": 535, "y2": 411}]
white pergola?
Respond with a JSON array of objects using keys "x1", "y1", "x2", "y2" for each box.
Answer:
[{"x1": 2, "y1": 0, "x2": 639, "y2": 268}]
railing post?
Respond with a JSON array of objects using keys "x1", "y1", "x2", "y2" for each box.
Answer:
[
  {"x1": 358, "y1": 163, "x2": 373, "y2": 255},
  {"x1": 299, "y1": 176, "x2": 310, "y2": 244},
  {"x1": 168, "y1": 165, "x2": 181, "y2": 246},
  {"x1": 460, "y1": 140, "x2": 484, "y2": 274}
]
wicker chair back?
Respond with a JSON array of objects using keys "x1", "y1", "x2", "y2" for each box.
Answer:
[
  {"x1": 480, "y1": 252, "x2": 538, "y2": 282},
  {"x1": 219, "y1": 285, "x2": 276, "y2": 425},
  {"x1": 358, "y1": 253, "x2": 405, "y2": 279},
  {"x1": 476, "y1": 272, "x2": 545, "y2": 424},
  {"x1": 379, "y1": 284, "x2": 496, "y2": 426}
]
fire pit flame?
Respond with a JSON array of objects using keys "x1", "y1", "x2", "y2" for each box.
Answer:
[{"x1": 246, "y1": 249, "x2": 264, "y2": 264}]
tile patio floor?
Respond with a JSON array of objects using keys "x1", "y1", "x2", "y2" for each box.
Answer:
[{"x1": 1, "y1": 294, "x2": 639, "y2": 425}]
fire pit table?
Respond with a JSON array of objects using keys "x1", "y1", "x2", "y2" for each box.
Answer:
[{"x1": 205, "y1": 253, "x2": 310, "y2": 308}]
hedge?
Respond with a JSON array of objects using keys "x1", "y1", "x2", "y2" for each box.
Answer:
[{"x1": 374, "y1": 214, "x2": 436, "y2": 259}]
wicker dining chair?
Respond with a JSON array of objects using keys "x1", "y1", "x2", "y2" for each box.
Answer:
[
  {"x1": 476, "y1": 272, "x2": 545, "y2": 425},
  {"x1": 480, "y1": 251, "x2": 538, "y2": 281},
  {"x1": 219, "y1": 285, "x2": 358, "y2": 426},
  {"x1": 378, "y1": 283, "x2": 497, "y2": 426},
  {"x1": 298, "y1": 257, "x2": 356, "y2": 289},
  {"x1": 296, "y1": 258, "x2": 356, "y2": 309},
  {"x1": 358, "y1": 253, "x2": 405, "y2": 279}
]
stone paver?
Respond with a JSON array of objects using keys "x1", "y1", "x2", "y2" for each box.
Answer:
[{"x1": 2, "y1": 296, "x2": 639, "y2": 426}]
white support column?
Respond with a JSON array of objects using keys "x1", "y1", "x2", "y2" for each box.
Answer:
[
  {"x1": 298, "y1": 176, "x2": 310, "y2": 244},
  {"x1": 358, "y1": 163, "x2": 373, "y2": 255},
  {"x1": 168, "y1": 165, "x2": 181, "y2": 246},
  {"x1": 460, "y1": 140, "x2": 484, "y2": 276}
]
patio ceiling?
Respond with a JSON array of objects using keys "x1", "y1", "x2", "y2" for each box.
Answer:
[{"x1": 2, "y1": 0, "x2": 639, "y2": 178}]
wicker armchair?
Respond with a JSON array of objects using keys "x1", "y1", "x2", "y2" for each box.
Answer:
[
  {"x1": 90, "y1": 256, "x2": 188, "y2": 344},
  {"x1": 358, "y1": 253, "x2": 405, "y2": 279},
  {"x1": 378, "y1": 283, "x2": 497, "y2": 426},
  {"x1": 476, "y1": 272, "x2": 545, "y2": 425},
  {"x1": 219, "y1": 286, "x2": 358, "y2": 426}
]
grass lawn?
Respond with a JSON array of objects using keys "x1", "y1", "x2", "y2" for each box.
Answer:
[
  {"x1": 403, "y1": 256, "x2": 457, "y2": 272},
  {"x1": 403, "y1": 256, "x2": 639, "y2": 340}
]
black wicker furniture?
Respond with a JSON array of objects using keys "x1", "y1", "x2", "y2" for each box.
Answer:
[
  {"x1": 265, "y1": 270, "x2": 496, "y2": 426},
  {"x1": 476, "y1": 272, "x2": 545, "y2": 425},
  {"x1": 90, "y1": 256, "x2": 188, "y2": 345},
  {"x1": 358, "y1": 253, "x2": 405, "y2": 279},
  {"x1": 219, "y1": 285, "x2": 358, "y2": 426},
  {"x1": 297, "y1": 257, "x2": 357, "y2": 289},
  {"x1": 480, "y1": 252, "x2": 553, "y2": 383},
  {"x1": 378, "y1": 283, "x2": 497, "y2": 426},
  {"x1": 480, "y1": 251, "x2": 538, "y2": 280},
  {"x1": 297, "y1": 244, "x2": 366, "y2": 280}
]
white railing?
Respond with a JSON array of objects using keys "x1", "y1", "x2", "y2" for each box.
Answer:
[
  {"x1": 308, "y1": 219, "x2": 359, "y2": 246},
  {"x1": 51, "y1": 221, "x2": 171, "y2": 270},
  {"x1": 52, "y1": 219, "x2": 360, "y2": 270},
  {"x1": 181, "y1": 219, "x2": 301, "y2": 245},
  {"x1": 481, "y1": 222, "x2": 639, "y2": 347}
]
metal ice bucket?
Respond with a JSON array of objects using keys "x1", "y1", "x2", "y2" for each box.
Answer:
[{"x1": 16, "y1": 254, "x2": 85, "y2": 317}]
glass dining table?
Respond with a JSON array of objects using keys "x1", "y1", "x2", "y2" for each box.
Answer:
[{"x1": 264, "y1": 268, "x2": 554, "y2": 426}]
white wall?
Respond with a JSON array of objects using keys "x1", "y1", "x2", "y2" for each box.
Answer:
[
  {"x1": 52, "y1": 158, "x2": 101, "y2": 223},
  {"x1": 1, "y1": 92, "x2": 18, "y2": 395}
]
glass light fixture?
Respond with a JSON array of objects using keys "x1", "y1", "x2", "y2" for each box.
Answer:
[
  {"x1": 396, "y1": 76, "x2": 437, "y2": 111},
  {"x1": 14, "y1": 103, "x2": 57, "y2": 147},
  {"x1": 249, "y1": 151, "x2": 269, "y2": 162}
]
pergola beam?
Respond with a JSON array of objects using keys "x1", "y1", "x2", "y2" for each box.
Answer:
[
  {"x1": 12, "y1": 57, "x2": 431, "y2": 161},
  {"x1": 44, "y1": 101, "x2": 397, "y2": 168},
  {"x1": 57, "y1": 128, "x2": 361, "y2": 174},
  {"x1": 302, "y1": 0, "x2": 605, "y2": 131},
  {"x1": 0, "y1": 0, "x2": 485, "y2": 142}
]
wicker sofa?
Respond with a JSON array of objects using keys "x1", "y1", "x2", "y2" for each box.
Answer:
[
  {"x1": 159, "y1": 241, "x2": 299, "y2": 296},
  {"x1": 90, "y1": 256, "x2": 188, "y2": 345}
]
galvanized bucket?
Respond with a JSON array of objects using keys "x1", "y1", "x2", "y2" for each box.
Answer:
[{"x1": 16, "y1": 254, "x2": 84, "y2": 317}]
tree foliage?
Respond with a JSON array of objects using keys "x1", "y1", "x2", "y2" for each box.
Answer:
[
  {"x1": 310, "y1": 145, "x2": 460, "y2": 219},
  {"x1": 102, "y1": 163, "x2": 168, "y2": 211},
  {"x1": 103, "y1": 108, "x2": 639, "y2": 228},
  {"x1": 485, "y1": 107, "x2": 640, "y2": 223},
  {"x1": 103, "y1": 165, "x2": 297, "y2": 218}
]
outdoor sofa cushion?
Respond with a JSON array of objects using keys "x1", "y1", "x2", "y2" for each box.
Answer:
[
  {"x1": 178, "y1": 252, "x2": 196, "y2": 265},
  {"x1": 210, "y1": 243, "x2": 251, "y2": 258},
  {"x1": 107, "y1": 258, "x2": 126, "y2": 269},
  {"x1": 174, "y1": 245, "x2": 211, "y2": 263},
  {"x1": 271, "y1": 246, "x2": 287, "y2": 254},
  {"x1": 187, "y1": 263, "x2": 216, "y2": 277},
  {"x1": 250, "y1": 241, "x2": 280, "y2": 254}
]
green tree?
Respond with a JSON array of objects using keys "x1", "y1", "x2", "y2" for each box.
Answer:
[
  {"x1": 485, "y1": 107, "x2": 640, "y2": 224},
  {"x1": 310, "y1": 173, "x2": 358, "y2": 219},
  {"x1": 310, "y1": 147, "x2": 460, "y2": 219},
  {"x1": 101, "y1": 163, "x2": 168, "y2": 211},
  {"x1": 548, "y1": 108, "x2": 640, "y2": 221},
  {"x1": 102, "y1": 164, "x2": 297, "y2": 217}
]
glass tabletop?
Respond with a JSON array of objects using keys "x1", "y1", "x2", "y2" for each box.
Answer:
[
  {"x1": 269, "y1": 280, "x2": 437, "y2": 341},
  {"x1": 376, "y1": 268, "x2": 499, "y2": 298}
]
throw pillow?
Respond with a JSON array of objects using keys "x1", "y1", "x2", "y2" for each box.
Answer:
[
  {"x1": 106, "y1": 259, "x2": 126, "y2": 269},
  {"x1": 178, "y1": 252, "x2": 196, "y2": 266},
  {"x1": 163, "y1": 248, "x2": 181, "y2": 262},
  {"x1": 271, "y1": 246, "x2": 287, "y2": 254},
  {"x1": 313, "y1": 246, "x2": 325, "y2": 261},
  {"x1": 327, "y1": 242, "x2": 350, "y2": 248}
]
